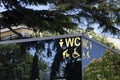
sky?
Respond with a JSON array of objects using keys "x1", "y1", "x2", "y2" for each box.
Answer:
[
  {"x1": 0, "y1": 4, "x2": 100, "y2": 33},
  {"x1": 0, "y1": 3, "x2": 119, "y2": 37},
  {"x1": 25, "y1": 4, "x2": 55, "y2": 10},
  {"x1": 0, "y1": 5, "x2": 50, "y2": 12},
  {"x1": 0, "y1": 3, "x2": 56, "y2": 12},
  {"x1": 0, "y1": 7, "x2": 6, "y2": 12}
]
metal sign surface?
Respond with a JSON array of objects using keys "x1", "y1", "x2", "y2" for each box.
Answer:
[{"x1": 0, "y1": 34, "x2": 120, "y2": 80}]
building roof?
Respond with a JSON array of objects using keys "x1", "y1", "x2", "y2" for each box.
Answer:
[{"x1": 1, "y1": 26, "x2": 27, "y2": 33}]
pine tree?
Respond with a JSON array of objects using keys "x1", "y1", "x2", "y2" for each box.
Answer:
[
  {"x1": 0, "y1": 0, "x2": 120, "y2": 38},
  {"x1": 31, "y1": 53, "x2": 39, "y2": 80}
]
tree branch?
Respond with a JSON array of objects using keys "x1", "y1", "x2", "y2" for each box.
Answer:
[{"x1": 7, "y1": 27, "x2": 23, "y2": 38}]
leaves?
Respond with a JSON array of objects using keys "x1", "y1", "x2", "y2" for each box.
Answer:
[
  {"x1": 0, "y1": 43, "x2": 48, "y2": 80},
  {"x1": 30, "y1": 53, "x2": 39, "y2": 80},
  {"x1": 0, "y1": 0, "x2": 120, "y2": 37},
  {"x1": 83, "y1": 50, "x2": 120, "y2": 79}
]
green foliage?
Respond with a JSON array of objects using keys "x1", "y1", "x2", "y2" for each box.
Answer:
[
  {"x1": 30, "y1": 53, "x2": 39, "y2": 80},
  {"x1": 83, "y1": 50, "x2": 120, "y2": 79},
  {"x1": 84, "y1": 29, "x2": 116, "y2": 49},
  {"x1": 0, "y1": 0, "x2": 120, "y2": 38},
  {"x1": 0, "y1": 44, "x2": 48, "y2": 80},
  {"x1": 0, "y1": 44, "x2": 31, "y2": 80}
]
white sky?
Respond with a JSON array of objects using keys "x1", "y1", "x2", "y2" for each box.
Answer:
[
  {"x1": 25, "y1": 3, "x2": 55, "y2": 10},
  {"x1": 0, "y1": 5, "x2": 49, "y2": 12},
  {"x1": 0, "y1": 3, "x2": 56, "y2": 12},
  {"x1": 0, "y1": 7, "x2": 7, "y2": 12},
  {"x1": 26, "y1": 5, "x2": 49, "y2": 10}
]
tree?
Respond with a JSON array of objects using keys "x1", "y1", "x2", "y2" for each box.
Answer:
[
  {"x1": 83, "y1": 50, "x2": 120, "y2": 80},
  {"x1": 0, "y1": 43, "x2": 48, "y2": 80},
  {"x1": 30, "y1": 53, "x2": 39, "y2": 80},
  {"x1": 0, "y1": 0, "x2": 120, "y2": 38},
  {"x1": 0, "y1": 44, "x2": 33, "y2": 80}
]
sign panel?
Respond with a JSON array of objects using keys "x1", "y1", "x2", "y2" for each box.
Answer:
[
  {"x1": 0, "y1": 35, "x2": 82, "y2": 80},
  {"x1": 58, "y1": 37, "x2": 81, "y2": 59},
  {"x1": 0, "y1": 34, "x2": 120, "y2": 80}
]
